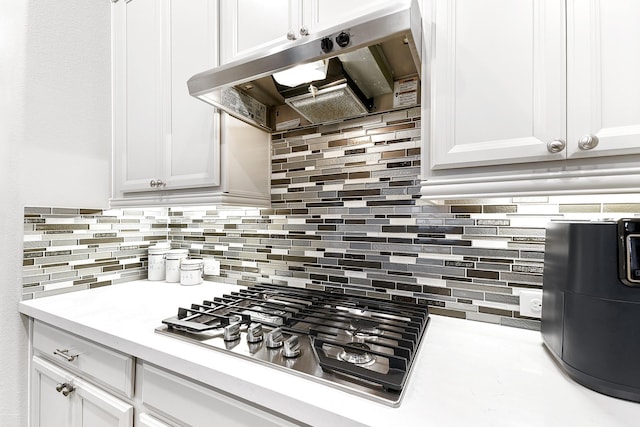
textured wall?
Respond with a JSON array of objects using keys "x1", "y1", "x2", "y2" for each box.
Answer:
[{"x1": 23, "y1": 107, "x2": 640, "y2": 332}]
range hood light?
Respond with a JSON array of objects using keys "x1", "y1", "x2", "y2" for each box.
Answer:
[{"x1": 272, "y1": 60, "x2": 328, "y2": 88}]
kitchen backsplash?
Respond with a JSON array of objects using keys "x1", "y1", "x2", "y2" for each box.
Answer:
[{"x1": 22, "y1": 107, "x2": 640, "y2": 330}]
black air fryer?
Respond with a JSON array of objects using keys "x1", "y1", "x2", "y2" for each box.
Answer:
[{"x1": 541, "y1": 219, "x2": 640, "y2": 402}]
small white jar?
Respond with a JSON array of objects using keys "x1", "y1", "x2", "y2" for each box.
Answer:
[
  {"x1": 180, "y1": 259, "x2": 204, "y2": 286},
  {"x1": 164, "y1": 249, "x2": 189, "y2": 283},
  {"x1": 148, "y1": 244, "x2": 170, "y2": 281}
]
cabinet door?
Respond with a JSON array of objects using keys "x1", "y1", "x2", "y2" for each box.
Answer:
[
  {"x1": 72, "y1": 377, "x2": 134, "y2": 427},
  {"x1": 32, "y1": 357, "x2": 133, "y2": 427},
  {"x1": 166, "y1": 0, "x2": 221, "y2": 189},
  {"x1": 31, "y1": 357, "x2": 73, "y2": 427},
  {"x1": 302, "y1": 0, "x2": 394, "y2": 34},
  {"x1": 219, "y1": 0, "x2": 302, "y2": 64},
  {"x1": 567, "y1": 0, "x2": 640, "y2": 159},
  {"x1": 113, "y1": 0, "x2": 164, "y2": 192},
  {"x1": 429, "y1": 0, "x2": 566, "y2": 169}
]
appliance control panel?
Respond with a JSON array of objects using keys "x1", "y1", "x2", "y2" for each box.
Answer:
[{"x1": 618, "y1": 218, "x2": 640, "y2": 287}]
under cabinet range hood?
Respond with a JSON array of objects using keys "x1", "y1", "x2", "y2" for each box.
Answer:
[{"x1": 187, "y1": 0, "x2": 422, "y2": 132}]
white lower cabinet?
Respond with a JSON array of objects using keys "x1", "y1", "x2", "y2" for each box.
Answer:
[
  {"x1": 28, "y1": 321, "x2": 301, "y2": 427},
  {"x1": 31, "y1": 357, "x2": 133, "y2": 427},
  {"x1": 141, "y1": 363, "x2": 298, "y2": 427}
]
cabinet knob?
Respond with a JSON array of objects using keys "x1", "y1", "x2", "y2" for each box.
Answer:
[
  {"x1": 55, "y1": 382, "x2": 75, "y2": 397},
  {"x1": 578, "y1": 134, "x2": 599, "y2": 150},
  {"x1": 299, "y1": 26, "x2": 309, "y2": 37},
  {"x1": 150, "y1": 179, "x2": 166, "y2": 188},
  {"x1": 546, "y1": 139, "x2": 566, "y2": 153},
  {"x1": 286, "y1": 30, "x2": 296, "y2": 41}
]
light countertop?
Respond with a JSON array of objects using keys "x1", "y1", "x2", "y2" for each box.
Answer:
[{"x1": 19, "y1": 280, "x2": 640, "y2": 426}]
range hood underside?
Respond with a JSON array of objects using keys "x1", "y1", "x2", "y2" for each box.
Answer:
[{"x1": 189, "y1": 0, "x2": 422, "y2": 132}]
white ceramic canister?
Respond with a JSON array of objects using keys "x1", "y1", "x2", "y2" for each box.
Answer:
[
  {"x1": 148, "y1": 244, "x2": 170, "y2": 281},
  {"x1": 180, "y1": 259, "x2": 204, "y2": 286},
  {"x1": 164, "y1": 249, "x2": 189, "y2": 283}
]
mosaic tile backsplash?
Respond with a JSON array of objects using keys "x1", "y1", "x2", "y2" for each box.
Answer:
[{"x1": 22, "y1": 106, "x2": 640, "y2": 331}]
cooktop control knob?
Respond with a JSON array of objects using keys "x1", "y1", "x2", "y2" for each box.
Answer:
[
  {"x1": 282, "y1": 335, "x2": 301, "y2": 358},
  {"x1": 246, "y1": 323, "x2": 264, "y2": 343},
  {"x1": 320, "y1": 37, "x2": 333, "y2": 53},
  {"x1": 223, "y1": 323, "x2": 241, "y2": 341},
  {"x1": 336, "y1": 31, "x2": 350, "y2": 48},
  {"x1": 265, "y1": 328, "x2": 284, "y2": 349}
]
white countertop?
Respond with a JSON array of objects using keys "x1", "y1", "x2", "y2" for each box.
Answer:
[{"x1": 19, "y1": 280, "x2": 640, "y2": 426}]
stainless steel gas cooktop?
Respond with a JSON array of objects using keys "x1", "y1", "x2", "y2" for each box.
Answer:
[{"x1": 155, "y1": 283, "x2": 430, "y2": 406}]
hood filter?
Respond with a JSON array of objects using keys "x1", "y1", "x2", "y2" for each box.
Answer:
[{"x1": 285, "y1": 83, "x2": 368, "y2": 124}]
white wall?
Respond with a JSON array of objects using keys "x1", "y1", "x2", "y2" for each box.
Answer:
[{"x1": 0, "y1": 1, "x2": 111, "y2": 425}]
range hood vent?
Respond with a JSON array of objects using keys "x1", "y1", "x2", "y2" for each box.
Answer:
[
  {"x1": 188, "y1": 0, "x2": 422, "y2": 132},
  {"x1": 274, "y1": 57, "x2": 375, "y2": 124}
]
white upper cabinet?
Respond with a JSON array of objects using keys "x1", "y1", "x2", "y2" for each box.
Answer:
[
  {"x1": 430, "y1": 0, "x2": 566, "y2": 169},
  {"x1": 113, "y1": 0, "x2": 219, "y2": 194},
  {"x1": 112, "y1": 0, "x2": 270, "y2": 207},
  {"x1": 423, "y1": 0, "x2": 640, "y2": 198},
  {"x1": 113, "y1": 0, "x2": 164, "y2": 192},
  {"x1": 220, "y1": 0, "x2": 396, "y2": 64},
  {"x1": 220, "y1": 0, "x2": 301, "y2": 64},
  {"x1": 167, "y1": 0, "x2": 220, "y2": 189},
  {"x1": 566, "y1": 0, "x2": 640, "y2": 159}
]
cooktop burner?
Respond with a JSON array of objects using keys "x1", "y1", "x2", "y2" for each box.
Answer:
[{"x1": 155, "y1": 283, "x2": 430, "y2": 406}]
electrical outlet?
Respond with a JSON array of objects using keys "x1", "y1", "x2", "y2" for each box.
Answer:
[
  {"x1": 203, "y1": 258, "x2": 220, "y2": 276},
  {"x1": 519, "y1": 289, "x2": 543, "y2": 318}
]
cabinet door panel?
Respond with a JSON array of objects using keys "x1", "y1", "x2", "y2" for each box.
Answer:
[
  {"x1": 113, "y1": 0, "x2": 163, "y2": 192},
  {"x1": 303, "y1": 0, "x2": 393, "y2": 34},
  {"x1": 74, "y1": 377, "x2": 134, "y2": 427},
  {"x1": 142, "y1": 363, "x2": 297, "y2": 427},
  {"x1": 567, "y1": 0, "x2": 640, "y2": 159},
  {"x1": 167, "y1": 0, "x2": 221, "y2": 188},
  {"x1": 220, "y1": 0, "x2": 301, "y2": 64},
  {"x1": 32, "y1": 357, "x2": 133, "y2": 427},
  {"x1": 430, "y1": 0, "x2": 566, "y2": 169},
  {"x1": 32, "y1": 358, "x2": 73, "y2": 427}
]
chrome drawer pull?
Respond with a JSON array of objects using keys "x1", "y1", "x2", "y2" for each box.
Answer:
[{"x1": 53, "y1": 348, "x2": 78, "y2": 362}]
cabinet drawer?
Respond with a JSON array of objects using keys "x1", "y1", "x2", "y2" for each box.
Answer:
[
  {"x1": 142, "y1": 363, "x2": 299, "y2": 427},
  {"x1": 33, "y1": 321, "x2": 135, "y2": 398}
]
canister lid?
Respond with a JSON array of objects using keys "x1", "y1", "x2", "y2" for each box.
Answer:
[
  {"x1": 165, "y1": 249, "x2": 189, "y2": 260},
  {"x1": 148, "y1": 244, "x2": 170, "y2": 255},
  {"x1": 180, "y1": 259, "x2": 204, "y2": 270}
]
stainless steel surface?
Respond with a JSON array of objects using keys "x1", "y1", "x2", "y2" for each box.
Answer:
[
  {"x1": 155, "y1": 283, "x2": 430, "y2": 406},
  {"x1": 578, "y1": 134, "x2": 599, "y2": 150},
  {"x1": 188, "y1": 0, "x2": 422, "y2": 131},
  {"x1": 547, "y1": 139, "x2": 566, "y2": 153}
]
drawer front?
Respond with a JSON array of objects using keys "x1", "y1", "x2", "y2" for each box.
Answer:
[
  {"x1": 33, "y1": 321, "x2": 135, "y2": 398},
  {"x1": 142, "y1": 363, "x2": 299, "y2": 427}
]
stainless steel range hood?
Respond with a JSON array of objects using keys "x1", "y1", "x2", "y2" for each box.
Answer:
[{"x1": 187, "y1": 0, "x2": 422, "y2": 132}]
